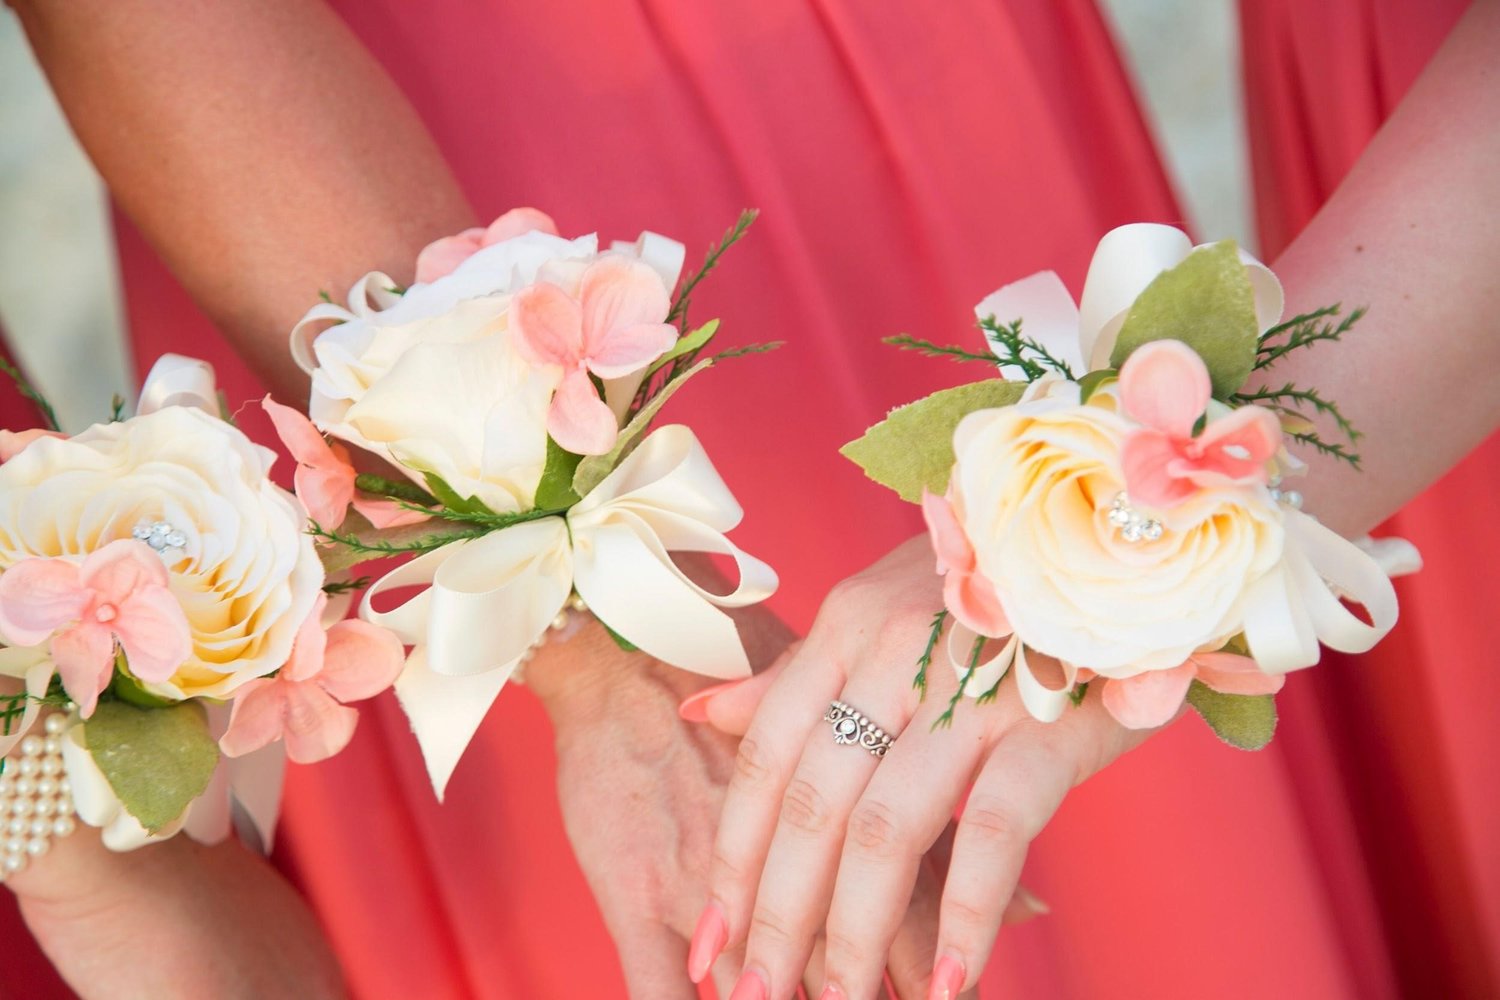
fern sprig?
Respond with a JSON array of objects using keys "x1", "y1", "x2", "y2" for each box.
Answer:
[
  {"x1": 0, "y1": 355, "x2": 60, "y2": 431},
  {"x1": 307, "y1": 520, "x2": 489, "y2": 556},
  {"x1": 1287, "y1": 431, "x2": 1363, "y2": 469},
  {"x1": 884, "y1": 334, "x2": 1002, "y2": 366},
  {"x1": 393, "y1": 504, "x2": 568, "y2": 531},
  {"x1": 978, "y1": 317, "x2": 1076, "y2": 381},
  {"x1": 666, "y1": 209, "x2": 758, "y2": 331},
  {"x1": 933, "y1": 633, "x2": 987, "y2": 730},
  {"x1": 913, "y1": 610, "x2": 949, "y2": 698},
  {"x1": 1254, "y1": 305, "x2": 1365, "y2": 371}
]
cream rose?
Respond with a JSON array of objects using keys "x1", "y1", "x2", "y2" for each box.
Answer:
[
  {"x1": 950, "y1": 384, "x2": 1286, "y2": 676},
  {"x1": 0, "y1": 406, "x2": 322, "y2": 700}
]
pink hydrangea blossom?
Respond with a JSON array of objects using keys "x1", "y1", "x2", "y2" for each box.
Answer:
[
  {"x1": 1118, "y1": 339, "x2": 1282, "y2": 509},
  {"x1": 921, "y1": 488, "x2": 1010, "y2": 638},
  {"x1": 413, "y1": 208, "x2": 560, "y2": 284},
  {"x1": 1099, "y1": 650, "x2": 1284, "y2": 730},
  {"x1": 510, "y1": 255, "x2": 678, "y2": 455},
  {"x1": 220, "y1": 594, "x2": 404, "y2": 764},
  {"x1": 0, "y1": 540, "x2": 192, "y2": 716}
]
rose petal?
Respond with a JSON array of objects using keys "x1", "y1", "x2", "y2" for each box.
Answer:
[
  {"x1": 413, "y1": 228, "x2": 486, "y2": 284},
  {"x1": 315, "y1": 619, "x2": 405, "y2": 703},
  {"x1": 50, "y1": 624, "x2": 116, "y2": 718},
  {"x1": 511, "y1": 281, "x2": 584, "y2": 367},
  {"x1": 481, "y1": 207, "x2": 559, "y2": 245},
  {"x1": 1099, "y1": 663, "x2": 1197, "y2": 729},
  {"x1": 922, "y1": 489, "x2": 975, "y2": 575},
  {"x1": 546, "y1": 368, "x2": 620, "y2": 456},
  {"x1": 944, "y1": 571, "x2": 1010, "y2": 640},
  {"x1": 577, "y1": 256, "x2": 671, "y2": 360},
  {"x1": 0, "y1": 428, "x2": 65, "y2": 463},
  {"x1": 1119, "y1": 339, "x2": 1211, "y2": 439},
  {"x1": 0, "y1": 558, "x2": 87, "y2": 646}
]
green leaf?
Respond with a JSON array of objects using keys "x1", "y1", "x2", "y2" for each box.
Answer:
[
  {"x1": 535, "y1": 438, "x2": 584, "y2": 510},
  {"x1": 1185, "y1": 680, "x2": 1277, "y2": 751},
  {"x1": 110, "y1": 652, "x2": 177, "y2": 710},
  {"x1": 600, "y1": 620, "x2": 639, "y2": 653},
  {"x1": 645, "y1": 319, "x2": 720, "y2": 378},
  {"x1": 422, "y1": 472, "x2": 493, "y2": 516},
  {"x1": 354, "y1": 473, "x2": 437, "y2": 506},
  {"x1": 84, "y1": 701, "x2": 220, "y2": 833},
  {"x1": 573, "y1": 358, "x2": 713, "y2": 497},
  {"x1": 839, "y1": 380, "x2": 1027, "y2": 503},
  {"x1": 1109, "y1": 239, "x2": 1259, "y2": 398},
  {"x1": 1077, "y1": 368, "x2": 1117, "y2": 403}
]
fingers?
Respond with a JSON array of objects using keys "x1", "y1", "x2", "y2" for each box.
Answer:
[
  {"x1": 614, "y1": 924, "x2": 696, "y2": 1000},
  {"x1": 882, "y1": 852, "x2": 945, "y2": 1000},
  {"x1": 734, "y1": 677, "x2": 907, "y2": 997},
  {"x1": 818, "y1": 699, "x2": 993, "y2": 1000},
  {"x1": 692, "y1": 645, "x2": 845, "y2": 983},
  {"x1": 931, "y1": 699, "x2": 1135, "y2": 998},
  {"x1": 681, "y1": 648, "x2": 797, "y2": 737}
]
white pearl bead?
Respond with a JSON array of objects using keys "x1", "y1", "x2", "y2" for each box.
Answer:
[
  {"x1": 57, "y1": 778, "x2": 71, "y2": 797},
  {"x1": 3, "y1": 853, "x2": 25, "y2": 874},
  {"x1": 4, "y1": 837, "x2": 24, "y2": 855},
  {"x1": 40, "y1": 756, "x2": 62, "y2": 775},
  {"x1": 10, "y1": 796, "x2": 34, "y2": 816},
  {"x1": 45, "y1": 715, "x2": 67, "y2": 735},
  {"x1": 19, "y1": 736, "x2": 42, "y2": 757},
  {"x1": 28, "y1": 817, "x2": 50, "y2": 838},
  {"x1": 34, "y1": 776, "x2": 56, "y2": 798},
  {"x1": 43, "y1": 736, "x2": 61, "y2": 755},
  {"x1": 33, "y1": 797, "x2": 55, "y2": 817},
  {"x1": 52, "y1": 816, "x2": 75, "y2": 838},
  {"x1": 17, "y1": 757, "x2": 39, "y2": 777},
  {"x1": 5, "y1": 817, "x2": 25, "y2": 837},
  {"x1": 550, "y1": 612, "x2": 569, "y2": 630},
  {"x1": 0, "y1": 773, "x2": 12, "y2": 795},
  {"x1": 12, "y1": 777, "x2": 34, "y2": 798},
  {"x1": 25, "y1": 837, "x2": 49, "y2": 857}
]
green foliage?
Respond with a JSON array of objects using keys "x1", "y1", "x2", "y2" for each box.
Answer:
[
  {"x1": 322, "y1": 576, "x2": 373, "y2": 596},
  {"x1": 933, "y1": 634, "x2": 987, "y2": 729},
  {"x1": 0, "y1": 354, "x2": 61, "y2": 431},
  {"x1": 1185, "y1": 680, "x2": 1277, "y2": 751},
  {"x1": 976, "y1": 318, "x2": 1077, "y2": 381},
  {"x1": 601, "y1": 620, "x2": 639, "y2": 653},
  {"x1": 645, "y1": 319, "x2": 720, "y2": 380},
  {"x1": 840, "y1": 380, "x2": 1027, "y2": 503},
  {"x1": 534, "y1": 438, "x2": 584, "y2": 510},
  {"x1": 421, "y1": 472, "x2": 493, "y2": 516},
  {"x1": 884, "y1": 333, "x2": 1003, "y2": 367},
  {"x1": 1232, "y1": 382, "x2": 1362, "y2": 470},
  {"x1": 1253, "y1": 305, "x2": 1365, "y2": 371},
  {"x1": 354, "y1": 473, "x2": 438, "y2": 506},
  {"x1": 913, "y1": 609, "x2": 949, "y2": 698},
  {"x1": 1067, "y1": 681, "x2": 1091, "y2": 707},
  {"x1": 667, "y1": 210, "x2": 757, "y2": 331},
  {"x1": 1110, "y1": 239, "x2": 1259, "y2": 398},
  {"x1": 85, "y1": 701, "x2": 220, "y2": 833},
  {"x1": 576, "y1": 358, "x2": 715, "y2": 497},
  {"x1": 110, "y1": 394, "x2": 127, "y2": 422},
  {"x1": 1076, "y1": 369, "x2": 1117, "y2": 403},
  {"x1": 308, "y1": 517, "x2": 489, "y2": 560}
]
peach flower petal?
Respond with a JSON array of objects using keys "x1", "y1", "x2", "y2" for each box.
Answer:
[
  {"x1": 0, "y1": 428, "x2": 65, "y2": 463},
  {"x1": 1118, "y1": 339, "x2": 1210, "y2": 438},
  {"x1": 547, "y1": 368, "x2": 620, "y2": 455},
  {"x1": 1100, "y1": 663, "x2": 1197, "y2": 729},
  {"x1": 315, "y1": 619, "x2": 405, "y2": 703}
]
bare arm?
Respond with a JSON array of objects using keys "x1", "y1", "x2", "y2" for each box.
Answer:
[
  {"x1": 10, "y1": 0, "x2": 473, "y2": 403},
  {"x1": 1263, "y1": 0, "x2": 1500, "y2": 536}
]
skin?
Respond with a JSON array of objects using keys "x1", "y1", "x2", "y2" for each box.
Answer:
[
  {"x1": 705, "y1": 2, "x2": 1500, "y2": 997},
  {"x1": 8, "y1": 11, "x2": 966, "y2": 997}
]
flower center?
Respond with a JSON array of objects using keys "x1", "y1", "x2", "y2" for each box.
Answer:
[
  {"x1": 1107, "y1": 493, "x2": 1163, "y2": 543},
  {"x1": 132, "y1": 519, "x2": 188, "y2": 556},
  {"x1": 95, "y1": 603, "x2": 118, "y2": 623}
]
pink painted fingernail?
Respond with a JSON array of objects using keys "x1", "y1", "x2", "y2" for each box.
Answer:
[
  {"x1": 818, "y1": 985, "x2": 847, "y2": 1000},
  {"x1": 729, "y1": 970, "x2": 769, "y2": 1000},
  {"x1": 928, "y1": 954, "x2": 966, "y2": 1000},
  {"x1": 687, "y1": 902, "x2": 728, "y2": 983},
  {"x1": 678, "y1": 681, "x2": 740, "y2": 722}
]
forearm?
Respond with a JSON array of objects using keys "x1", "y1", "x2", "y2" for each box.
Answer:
[
  {"x1": 11, "y1": 0, "x2": 473, "y2": 402},
  {"x1": 12, "y1": 830, "x2": 344, "y2": 999},
  {"x1": 1260, "y1": 0, "x2": 1500, "y2": 536}
]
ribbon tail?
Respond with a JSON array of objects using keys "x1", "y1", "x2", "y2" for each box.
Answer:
[
  {"x1": 394, "y1": 645, "x2": 518, "y2": 801},
  {"x1": 1286, "y1": 512, "x2": 1399, "y2": 655},
  {"x1": 1012, "y1": 642, "x2": 1075, "y2": 722},
  {"x1": 226, "y1": 740, "x2": 287, "y2": 855}
]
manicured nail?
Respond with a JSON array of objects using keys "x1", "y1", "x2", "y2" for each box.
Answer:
[
  {"x1": 928, "y1": 954, "x2": 966, "y2": 1000},
  {"x1": 1016, "y1": 885, "x2": 1051, "y2": 916},
  {"x1": 729, "y1": 969, "x2": 769, "y2": 1000},
  {"x1": 818, "y1": 984, "x2": 847, "y2": 1000},
  {"x1": 687, "y1": 902, "x2": 729, "y2": 983},
  {"x1": 678, "y1": 681, "x2": 740, "y2": 722}
]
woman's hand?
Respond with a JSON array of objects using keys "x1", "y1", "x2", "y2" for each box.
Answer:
[
  {"x1": 694, "y1": 536, "x2": 1153, "y2": 1000},
  {"x1": 8, "y1": 818, "x2": 344, "y2": 999}
]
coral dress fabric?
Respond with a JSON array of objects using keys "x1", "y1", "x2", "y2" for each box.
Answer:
[{"x1": 0, "y1": 2, "x2": 1487, "y2": 998}]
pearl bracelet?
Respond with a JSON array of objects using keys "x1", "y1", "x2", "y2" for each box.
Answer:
[{"x1": 0, "y1": 714, "x2": 79, "y2": 883}]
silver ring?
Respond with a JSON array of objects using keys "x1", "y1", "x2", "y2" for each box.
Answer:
[{"x1": 825, "y1": 700, "x2": 895, "y2": 757}]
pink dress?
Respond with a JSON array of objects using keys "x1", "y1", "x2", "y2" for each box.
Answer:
[{"x1": 2, "y1": 2, "x2": 1488, "y2": 997}]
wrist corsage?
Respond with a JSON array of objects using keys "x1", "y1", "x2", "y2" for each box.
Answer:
[
  {"x1": 0, "y1": 356, "x2": 402, "y2": 877},
  {"x1": 289, "y1": 209, "x2": 779, "y2": 795},
  {"x1": 843, "y1": 224, "x2": 1418, "y2": 748}
]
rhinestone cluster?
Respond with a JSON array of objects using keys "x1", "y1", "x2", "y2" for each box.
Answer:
[
  {"x1": 1107, "y1": 493, "x2": 1163, "y2": 543},
  {"x1": 0, "y1": 714, "x2": 78, "y2": 882},
  {"x1": 132, "y1": 519, "x2": 188, "y2": 555}
]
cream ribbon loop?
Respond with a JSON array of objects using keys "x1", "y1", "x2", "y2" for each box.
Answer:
[{"x1": 362, "y1": 425, "x2": 777, "y2": 795}]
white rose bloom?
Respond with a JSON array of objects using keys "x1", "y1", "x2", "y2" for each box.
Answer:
[{"x1": 0, "y1": 406, "x2": 322, "y2": 700}]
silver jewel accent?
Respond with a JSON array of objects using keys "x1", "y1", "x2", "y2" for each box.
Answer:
[
  {"x1": 1109, "y1": 493, "x2": 1163, "y2": 544},
  {"x1": 132, "y1": 519, "x2": 189, "y2": 556},
  {"x1": 824, "y1": 700, "x2": 895, "y2": 758},
  {"x1": 1265, "y1": 478, "x2": 1305, "y2": 510}
]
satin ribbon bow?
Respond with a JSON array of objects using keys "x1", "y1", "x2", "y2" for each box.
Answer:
[{"x1": 362, "y1": 424, "x2": 777, "y2": 797}]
